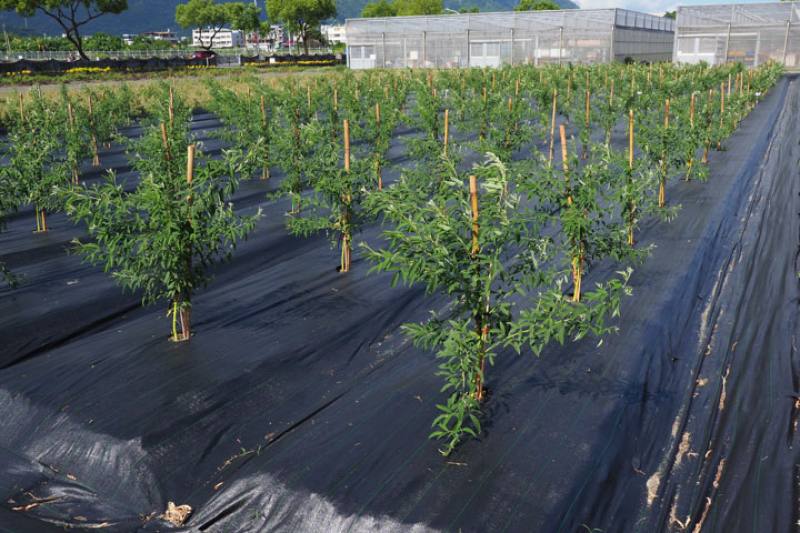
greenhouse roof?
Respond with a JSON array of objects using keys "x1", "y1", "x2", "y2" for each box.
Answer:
[
  {"x1": 677, "y1": 1, "x2": 800, "y2": 28},
  {"x1": 345, "y1": 8, "x2": 675, "y2": 36}
]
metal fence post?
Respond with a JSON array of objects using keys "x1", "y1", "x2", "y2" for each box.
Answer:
[
  {"x1": 723, "y1": 22, "x2": 732, "y2": 65},
  {"x1": 558, "y1": 26, "x2": 563, "y2": 65},
  {"x1": 381, "y1": 32, "x2": 386, "y2": 68},
  {"x1": 510, "y1": 28, "x2": 515, "y2": 66},
  {"x1": 422, "y1": 31, "x2": 427, "y2": 67},
  {"x1": 783, "y1": 20, "x2": 791, "y2": 66},
  {"x1": 466, "y1": 29, "x2": 471, "y2": 67},
  {"x1": 610, "y1": 23, "x2": 616, "y2": 63}
]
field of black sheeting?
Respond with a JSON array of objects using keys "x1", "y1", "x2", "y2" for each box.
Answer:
[{"x1": 0, "y1": 75, "x2": 799, "y2": 533}]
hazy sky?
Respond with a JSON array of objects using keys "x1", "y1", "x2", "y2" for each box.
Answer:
[{"x1": 575, "y1": 0, "x2": 769, "y2": 14}]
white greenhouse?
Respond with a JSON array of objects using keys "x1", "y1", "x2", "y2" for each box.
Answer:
[
  {"x1": 674, "y1": 2, "x2": 800, "y2": 69},
  {"x1": 345, "y1": 9, "x2": 676, "y2": 70}
]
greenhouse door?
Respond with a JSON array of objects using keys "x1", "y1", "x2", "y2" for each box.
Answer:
[
  {"x1": 470, "y1": 41, "x2": 502, "y2": 68},
  {"x1": 349, "y1": 45, "x2": 377, "y2": 69},
  {"x1": 676, "y1": 34, "x2": 725, "y2": 65}
]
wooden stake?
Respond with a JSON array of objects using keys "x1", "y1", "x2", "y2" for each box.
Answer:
[
  {"x1": 343, "y1": 119, "x2": 350, "y2": 173},
  {"x1": 376, "y1": 104, "x2": 383, "y2": 190},
  {"x1": 67, "y1": 102, "x2": 79, "y2": 184},
  {"x1": 443, "y1": 108, "x2": 449, "y2": 156},
  {"x1": 627, "y1": 109, "x2": 635, "y2": 247},
  {"x1": 548, "y1": 88, "x2": 558, "y2": 166},
  {"x1": 186, "y1": 144, "x2": 195, "y2": 185},
  {"x1": 659, "y1": 98, "x2": 670, "y2": 208},
  {"x1": 18, "y1": 93, "x2": 24, "y2": 122},
  {"x1": 168, "y1": 86, "x2": 175, "y2": 127},
  {"x1": 559, "y1": 124, "x2": 572, "y2": 207},
  {"x1": 160, "y1": 123, "x2": 171, "y2": 162},
  {"x1": 88, "y1": 94, "x2": 100, "y2": 167},
  {"x1": 469, "y1": 175, "x2": 479, "y2": 257},
  {"x1": 719, "y1": 83, "x2": 725, "y2": 149}
]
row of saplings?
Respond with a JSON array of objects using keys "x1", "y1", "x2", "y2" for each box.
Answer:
[{"x1": 0, "y1": 62, "x2": 782, "y2": 454}]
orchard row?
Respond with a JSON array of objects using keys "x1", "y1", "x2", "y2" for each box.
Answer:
[{"x1": 0, "y1": 61, "x2": 783, "y2": 453}]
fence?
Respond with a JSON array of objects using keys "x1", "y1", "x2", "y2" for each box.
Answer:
[{"x1": 0, "y1": 47, "x2": 335, "y2": 63}]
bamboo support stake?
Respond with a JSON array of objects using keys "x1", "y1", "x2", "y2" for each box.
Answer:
[
  {"x1": 469, "y1": 175, "x2": 479, "y2": 257},
  {"x1": 67, "y1": 102, "x2": 79, "y2": 184},
  {"x1": 515, "y1": 77, "x2": 520, "y2": 97},
  {"x1": 687, "y1": 93, "x2": 696, "y2": 181},
  {"x1": 260, "y1": 95, "x2": 270, "y2": 180},
  {"x1": 610, "y1": 79, "x2": 615, "y2": 107},
  {"x1": 88, "y1": 94, "x2": 100, "y2": 167},
  {"x1": 186, "y1": 144, "x2": 195, "y2": 185},
  {"x1": 583, "y1": 88, "x2": 591, "y2": 159},
  {"x1": 376, "y1": 103, "x2": 383, "y2": 190},
  {"x1": 703, "y1": 89, "x2": 712, "y2": 164},
  {"x1": 627, "y1": 109, "x2": 635, "y2": 247},
  {"x1": 18, "y1": 93, "x2": 24, "y2": 122},
  {"x1": 659, "y1": 98, "x2": 670, "y2": 208},
  {"x1": 548, "y1": 88, "x2": 558, "y2": 166},
  {"x1": 168, "y1": 86, "x2": 175, "y2": 127},
  {"x1": 333, "y1": 88, "x2": 338, "y2": 112},
  {"x1": 443, "y1": 108, "x2": 449, "y2": 157},
  {"x1": 718, "y1": 83, "x2": 725, "y2": 150},
  {"x1": 559, "y1": 125, "x2": 572, "y2": 207},
  {"x1": 344, "y1": 119, "x2": 350, "y2": 173},
  {"x1": 567, "y1": 73, "x2": 572, "y2": 101},
  {"x1": 341, "y1": 119, "x2": 352, "y2": 273},
  {"x1": 160, "y1": 123, "x2": 171, "y2": 162}
]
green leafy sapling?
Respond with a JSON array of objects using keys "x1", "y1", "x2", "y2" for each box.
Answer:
[
  {"x1": 288, "y1": 120, "x2": 373, "y2": 272},
  {"x1": 365, "y1": 154, "x2": 631, "y2": 455},
  {"x1": 6, "y1": 90, "x2": 68, "y2": 232},
  {"x1": 64, "y1": 98, "x2": 260, "y2": 342}
]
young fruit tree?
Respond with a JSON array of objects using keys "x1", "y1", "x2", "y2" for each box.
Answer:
[
  {"x1": 365, "y1": 154, "x2": 632, "y2": 455},
  {"x1": 287, "y1": 120, "x2": 373, "y2": 273},
  {"x1": 205, "y1": 80, "x2": 274, "y2": 181},
  {"x1": 6, "y1": 91, "x2": 68, "y2": 233},
  {"x1": 63, "y1": 107, "x2": 260, "y2": 342},
  {"x1": 0, "y1": 159, "x2": 22, "y2": 286}
]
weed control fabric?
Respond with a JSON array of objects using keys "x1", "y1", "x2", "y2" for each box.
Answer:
[{"x1": 1, "y1": 76, "x2": 799, "y2": 533}]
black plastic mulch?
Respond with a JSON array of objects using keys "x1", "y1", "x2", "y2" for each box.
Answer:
[{"x1": 0, "y1": 75, "x2": 798, "y2": 532}]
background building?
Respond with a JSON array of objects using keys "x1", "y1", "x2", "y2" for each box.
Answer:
[
  {"x1": 191, "y1": 28, "x2": 244, "y2": 49},
  {"x1": 345, "y1": 9, "x2": 675, "y2": 70},
  {"x1": 674, "y1": 2, "x2": 799, "y2": 69},
  {"x1": 322, "y1": 24, "x2": 347, "y2": 45}
]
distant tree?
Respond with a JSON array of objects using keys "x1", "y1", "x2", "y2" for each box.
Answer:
[
  {"x1": 361, "y1": 0, "x2": 397, "y2": 17},
  {"x1": 0, "y1": 0, "x2": 128, "y2": 60},
  {"x1": 266, "y1": 0, "x2": 336, "y2": 55},
  {"x1": 176, "y1": 0, "x2": 260, "y2": 51},
  {"x1": 459, "y1": 6, "x2": 479, "y2": 12},
  {"x1": 394, "y1": 0, "x2": 442, "y2": 15},
  {"x1": 514, "y1": 0, "x2": 560, "y2": 11},
  {"x1": 225, "y1": 2, "x2": 262, "y2": 33},
  {"x1": 83, "y1": 32, "x2": 124, "y2": 51},
  {"x1": 664, "y1": 10, "x2": 676, "y2": 19}
]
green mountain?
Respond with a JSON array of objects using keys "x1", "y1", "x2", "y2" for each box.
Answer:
[{"x1": 0, "y1": 0, "x2": 579, "y2": 37}]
